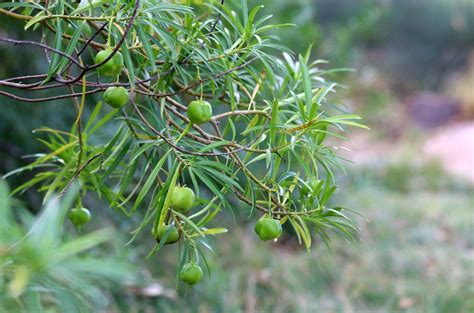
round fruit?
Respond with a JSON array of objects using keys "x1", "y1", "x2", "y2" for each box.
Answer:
[
  {"x1": 103, "y1": 86, "x2": 129, "y2": 108},
  {"x1": 179, "y1": 263, "x2": 203, "y2": 285},
  {"x1": 94, "y1": 49, "x2": 123, "y2": 77},
  {"x1": 255, "y1": 217, "x2": 282, "y2": 241},
  {"x1": 68, "y1": 207, "x2": 91, "y2": 227},
  {"x1": 187, "y1": 100, "x2": 212, "y2": 124},
  {"x1": 171, "y1": 186, "x2": 195, "y2": 213},
  {"x1": 155, "y1": 225, "x2": 180, "y2": 244}
]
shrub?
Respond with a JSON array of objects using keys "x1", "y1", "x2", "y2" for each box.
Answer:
[{"x1": 0, "y1": 0, "x2": 365, "y2": 283}]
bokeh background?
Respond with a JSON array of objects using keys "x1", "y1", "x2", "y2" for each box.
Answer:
[{"x1": 1, "y1": 0, "x2": 473, "y2": 312}]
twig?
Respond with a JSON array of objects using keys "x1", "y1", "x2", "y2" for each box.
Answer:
[
  {"x1": 0, "y1": 38, "x2": 84, "y2": 69},
  {"x1": 59, "y1": 153, "x2": 103, "y2": 197},
  {"x1": 213, "y1": 110, "x2": 270, "y2": 120},
  {"x1": 0, "y1": 88, "x2": 104, "y2": 103}
]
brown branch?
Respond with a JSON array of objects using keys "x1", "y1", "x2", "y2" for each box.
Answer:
[
  {"x1": 213, "y1": 110, "x2": 270, "y2": 120},
  {"x1": 0, "y1": 88, "x2": 103, "y2": 103},
  {"x1": 130, "y1": 100, "x2": 223, "y2": 157},
  {"x1": 3, "y1": 74, "x2": 48, "y2": 82},
  {"x1": 0, "y1": 38, "x2": 84, "y2": 69}
]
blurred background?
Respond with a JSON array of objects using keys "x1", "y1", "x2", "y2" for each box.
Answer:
[{"x1": 1, "y1": 0, "x2": 473, "y2": 312}]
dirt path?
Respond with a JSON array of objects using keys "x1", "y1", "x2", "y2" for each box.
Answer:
[
  {"x1": 423, "y1": 122, "x2": 474, "y2": 183},
  {"x1": 336, "y1": 122, "x2": 474, "y2": 184}
]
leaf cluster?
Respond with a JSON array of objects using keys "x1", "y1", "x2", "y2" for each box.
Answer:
[{"x1": 0, "y1": 0, "x2": 366, "y2": 263}]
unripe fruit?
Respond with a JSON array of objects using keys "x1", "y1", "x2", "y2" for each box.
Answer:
[
  {"x1": 179, "y1": 263, "x2": 203, "y2": 285},
  {"x1": 103, "y1": 86, "x2": 129, "y2": 108},
  {"x1": 68, "y1": 207, "x2": 91, "y2": 227},
  {"x1": 255, "y1": 217, "x2": 282, "y2": 241},
  {"x1": 95, "y1": 49, "x2": 123, "y2": 77},
  {"x1": 155, "y1": 225, "x2": 180, "y2": 244},
  {"x1": 187, "y1": 100, "x2": 212, "y2": 124},
  {"x1": 171, "y1": 186, "x2": 195, "y2": 213}
]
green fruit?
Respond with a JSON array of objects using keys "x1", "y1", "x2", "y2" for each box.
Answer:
[
  {"x1": 95, "y1": 49, "x2": 123, "y2": 77},
  {"x1": 171, "y1": 186, "x2": 195, "y2": 213},
  {"x1": 103, "y1": 86, "x2": 129, "y2": 108},
  {"x1": 179, "y1": 263, "x2": 203, "y2": 285},
  {"x1": 187, "y1": 100, "x2": 212, "y2": 124},
  {"x1": 68, "y1": 208, "x2": 91, "y2": 227},
  {"x1": 255, "y1": 217, "x2": 282, "y2": 241},
  {"x1": 155, "y1": 225, "x2": 180, "y2": 244}
]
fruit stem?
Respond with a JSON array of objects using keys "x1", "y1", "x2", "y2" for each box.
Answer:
[
  {"x1": 76, "y1": 197, "x2": 83, "y2": 208},
  {"x1": 175, "y1": 123, "x2": 193, "y2": 144}
]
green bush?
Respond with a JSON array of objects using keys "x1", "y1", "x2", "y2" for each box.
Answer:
[
  {"x1": 0, "y1": 0, "x2": 364, "y2": 288},
  {"x1": 0, "y1": 181, "x2": 133, "y2": 312}
]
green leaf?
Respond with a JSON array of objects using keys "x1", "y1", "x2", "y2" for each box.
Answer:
[
  {"x1": 84, "y1": 101, "x2": 103, "y2": 133},
  {"x1": 130, "y1": 150, "x2": 170, "y2": 214},
  {"x1": 44, "y1": 1, "x2": 65, "y2": 83},
  {"x1": 173, "y1": 211, "x2": 205, "y2": 237},
  {"x1": 136, "y1": 24, "x2": 157, "y2": 73},
  {"x1": 71, "y1": 0, "x2": 109, "y2": 15},
  {"x1": 154, "y1": 161, "x2": 181, "y2": 230},
  {"x1": 190, "y1": 227, "x2": 228, "y2": 237},
  {"x1": 299, "y1": 54, "x2": 312, "y2": 121},
  {"x1": 24, "y1": 12, "x2": 48, "y2": 30},
  {"x1": 57, "y1": 21, "x2": 86, "y2": 73},
  {"x1": 121, "y1": 43, "x2": 135, "y2": 89}
]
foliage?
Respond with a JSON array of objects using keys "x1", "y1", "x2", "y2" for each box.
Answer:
[
  {"x1": 0, "y1": 0, "x2": 365, "y2": 282},
  {"x1": 313, "y1": 0, "x2": 474, "y2": 90},
  {"x1": 114, "y1": 160, "x2": 473, "y2": 312},
  {"x1": 0, "y1": 180, "x2": 133, "y2": 312}
]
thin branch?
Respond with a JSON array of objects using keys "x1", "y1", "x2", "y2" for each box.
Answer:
[
  {"x1": 59, "y1": 153, "x2": 103, "y2": 197},
  {"x1": 155, "y1": 57, "x2": 258, "y2": 98},
  {"x1": 0, "y1": 88, "x2": 103, "y2": 103},
  {"x1": 0, "y1": 38, "x2": 84, "y2": 69},
  {"x1": 131, "y1": 100, "x2": 219, "y2": 157},
  {"x1": 213, "y1": 110, "x2": 270, "y2": 120}
]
